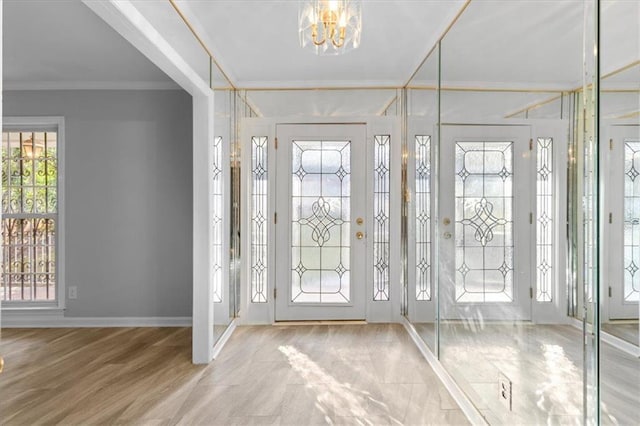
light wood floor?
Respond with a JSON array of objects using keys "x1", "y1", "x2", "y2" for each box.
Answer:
[{"x1": 0, "y1": 324, "x2": 469, "y2": 425}]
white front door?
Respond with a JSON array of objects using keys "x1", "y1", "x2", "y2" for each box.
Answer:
[
  {"x1": 440, "y1": 125, "x2": 533, "y2": 321},
  {"x1": 607, "y1": 125, "x2": 640, "y2": 320},
  {"x1": 275, "y1": 124, "x2": 367, "y2": 320}
]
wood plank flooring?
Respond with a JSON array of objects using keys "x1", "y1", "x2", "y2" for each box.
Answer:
[{"x1": 0, "y1": 324, "x2": 469, "y2": 425}]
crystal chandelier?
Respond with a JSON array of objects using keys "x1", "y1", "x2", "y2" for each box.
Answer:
[{"x1": 299, "y1": 0, "x2": 362, "y2": 55}]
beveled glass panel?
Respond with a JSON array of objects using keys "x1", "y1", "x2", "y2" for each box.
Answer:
[
  {"x1": 624, "y1": 140, "x2": 640, "y2": 302},
  {"x1": 251, "y1": 136, "x2": 268, "y2": 303},
  {"x1": 291, "y1": 140, "x2": 351, "y2": 304},
  {"x1": 212, "y1": 136, "x2": 223, "y2": 303},
  {"x1": 454, "y1": 141, "x2": 514, "y2": 303},
  {"x1": 373, "y1": 135, "x2": 390, "y2": 301},
  {"x1": 536, "y1": 137, "x2": 554, "y2": 302},
  {"x1": 415, "y1": 135, "x2": 432, "y2": 301}
]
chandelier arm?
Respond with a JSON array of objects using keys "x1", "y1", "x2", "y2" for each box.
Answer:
[
  {"x1": 331, "y1": 27, "x2": 346, "y2": 48},
  {"x1": 311, "y1": 23, "x2": 326, "y2": 46}
]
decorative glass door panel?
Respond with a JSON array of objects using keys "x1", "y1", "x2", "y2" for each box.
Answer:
[
  {"x1": 455, "y1": 141, "x2": 514, "y2": 303},
  {"x1": 441, "y1": 126, "x2": 532, "y2": 320},
  {"x1": 276, "y1": 124, "x2": 366, "y2": 320},
  {"x1": 607, "y1": 125, "x2": 640, "y2": 320},
  {"x1": 291, "y1": 140, "x2": 351, "y2": 304}
]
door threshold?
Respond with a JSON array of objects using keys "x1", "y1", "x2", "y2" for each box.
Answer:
[{"x1": 273, "y1": 320, "x2": 368, "y2": 326}]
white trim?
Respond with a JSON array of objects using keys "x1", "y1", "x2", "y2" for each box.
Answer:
[
  {"x1": 235, "y1": 79, "x2": 405, "y2": 90},
  {"x1": 2, "y1": 116, "x2": 65, "y2": 311},
  {"x1": 568, "y1": 317, "x2": 640, "y2": 358},
  {"x1": 82, "y1": 0, "x2": 211, "y2": 98},
  {"x1": 401, "y1": 317, "x2": 488, "y2": 426},
  {"x1": 1, "y1": 310, "x2": 191, "y2": 328},
  {"x1": 212, "y1": 318, "x2": 237, "y2": 359},
  {"x1": 3, "y1": 81, "x2": 181, "y2": 91}
]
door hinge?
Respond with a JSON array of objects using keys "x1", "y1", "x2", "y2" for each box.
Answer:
[
  {"x1": 275, "y1": 137, "x2": 278, "y2": 150},
  {"x1": 530, "y1": 212, "x2": 533, "y2": 224},
  {"x1": 609, "y1": 212, "x2": 613, "y2": 224},
  {"x1": 274, "y1": 212, "x2": 278, "y2": 224},
  {"x1": 608, "y1": 286, "x2": 612, "y2": 298},
  {"x1": 529, "y1": 138, "x2": 533, "y2": 151},
  {"x1": 530, "y1": 287, "x2": 534, "y2": 299},
  {"x1": 609, "y1": 138, "x2": 613, "y2": 151},
  {"x1": 274, "y1": 288, "x2": 277, "y2": 299}
]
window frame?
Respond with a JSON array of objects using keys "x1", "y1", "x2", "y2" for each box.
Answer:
[{"x1": 2, "y1": 116, "x2": 65, "y2": 310}]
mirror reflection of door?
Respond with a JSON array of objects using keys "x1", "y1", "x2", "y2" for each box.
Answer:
[
  {"x1": 440, "y1": 125, "x2": 533, "y2": 321},
  {"x1": 607, "y1": 125, "x2": 640, "y2": 325},
  {"x1": 275, "y1": 124, "x2": 367, "y2": 321}
]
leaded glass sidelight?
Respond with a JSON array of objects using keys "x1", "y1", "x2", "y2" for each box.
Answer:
[
  {"x1": 1, "y1": 131, "x2": 58, "y2": 302},
  {"x1": 212, "y1": 136, "x2": 223, "y2": 303},
  {"x1": 373, "y1": 135, "x2": 390, "y2": 301},
  {"x1": 251, "y1": 136, "x2": 268, "y2": 303},
  {"x1": 291, "y1": 140, "x2": 351, "y2": 303},
  {"x1": 536, "y1": 137, "x2": 554, "y2": 302},
  {"x1": 415, "y1": 135, "x2": 431, "y2": 301},
  {"x1": 454, "y1": 141, "x2": 514, "y2": 303},
  {"x1": 624, "y1": 140, "x2": 640, "y2": 302}
]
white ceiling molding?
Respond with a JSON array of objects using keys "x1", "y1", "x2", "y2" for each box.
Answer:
[{"x1": 3, "y1": 81, "x2": 181, "y2": 92}]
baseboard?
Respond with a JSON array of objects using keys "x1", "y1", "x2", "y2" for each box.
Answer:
[
  {"x1": 401, "y1": 317, "x2": 488, "y2": 426},
  {"x1": 568, "y1": 317, "x2": 640, "y2": 358},
  {"x1": 1, "y1": 310, "x2": 192, "y2": 328},
  {"x1": 212, "y1": 318, "x2": 237, "y2": 359}
]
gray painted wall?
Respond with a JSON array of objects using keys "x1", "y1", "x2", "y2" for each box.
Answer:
[{"x1": 4, "y1": 90, "x2": 193, "y2": 317}]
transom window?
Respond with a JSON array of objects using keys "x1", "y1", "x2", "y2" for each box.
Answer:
[{"x1": 2, "y1": 127, "x2": 59, "y2": 303}]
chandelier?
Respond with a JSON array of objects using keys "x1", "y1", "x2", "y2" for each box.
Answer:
[{"x1": 299, "y1": 0, "x2": 362, "y2": 55}]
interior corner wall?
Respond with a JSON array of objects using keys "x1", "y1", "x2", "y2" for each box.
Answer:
[{"x1": 3, "y1": 90, "x2": 193, "y2": 318}]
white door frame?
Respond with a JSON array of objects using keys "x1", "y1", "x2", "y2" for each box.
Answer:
[
  {"x1": 275, "y1": 124, "x2": 367, "y2": 320},
  {"x1": 240, "y1": 116, "x2": 401, "y2": 324}
]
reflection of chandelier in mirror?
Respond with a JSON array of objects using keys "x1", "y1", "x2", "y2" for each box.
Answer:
[{"x1": 299, "y1": 0, "x2": 362, "y2": 55}]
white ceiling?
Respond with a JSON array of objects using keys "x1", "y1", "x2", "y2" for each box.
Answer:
[
  {"x1": 3, "y1": 0, "x2": 637, "y2": 119},
  {"x1": 3, "y1": 0, "x2": 176, "y2": 90},
  {"x1": 173, "y1": 0, "x2": 467, "y2": 88}
]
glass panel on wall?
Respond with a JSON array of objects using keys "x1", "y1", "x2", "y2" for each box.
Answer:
[
  {"x1": 599, "y1": 0, "x2": 640, "y2": 423},
  {"x1": 437, "y1": 1, "x2": 590, "y2": 423},
  {"x1": 405, "y1": 42, "x2": 439, "y2": 352}
]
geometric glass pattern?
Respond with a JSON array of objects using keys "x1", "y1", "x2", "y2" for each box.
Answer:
[
  {"x1": 373, "y1": 135, "x2": 390, "y2": 301},
  {"x1": 212, "y1": 136, "x2": 223, "y2": 303},
  {"x1": 454, "y1": 141, "x2": 514, "y2": 302},
  {"x1": 623, "y1": 140, "x2": 640, "y2": 302},
  {"x1": 291, "y1": 140, "x2": 351, "y2": 303},
  {"x1": 415, "y1": 135, "x2": 431, "y2": 301},
  {"x1": 2, "y1": 131, "x2": 58, "y2": 301},
  {"x1": 251, "y1": 136, "x2": 268, "y2": 303},
  {"x1": 536, "y1": 137, "x2": 554, "y2": 302}
]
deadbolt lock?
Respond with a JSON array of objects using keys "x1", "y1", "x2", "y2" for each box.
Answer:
[
  {"x1": 443, "y1": 217, "x2": 451, "y2": 226},
  {"x1": 356, "y1": 217, "x2": 364, "y2": 226}
]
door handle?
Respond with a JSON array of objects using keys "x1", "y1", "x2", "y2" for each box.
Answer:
[
  {"x1": 356, "y1": 231, "x2": 365, "y2": 240},
  {"x1": 443, "y1": 231, "x2": 452, "y2": 240},
  {"x1": 0, "y1": 356, "x2": 4, "y2": 374}
]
